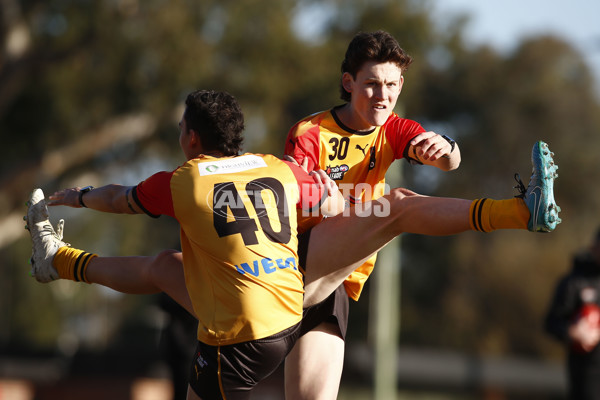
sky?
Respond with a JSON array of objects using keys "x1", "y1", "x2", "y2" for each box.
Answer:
[{"x1": 433, "y1": 0, "x2": 600, "y2": 90}]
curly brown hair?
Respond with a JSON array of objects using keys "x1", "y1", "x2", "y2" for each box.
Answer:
[{"x1": 184, "y1": 90, "x2": 244, "y2": 156}]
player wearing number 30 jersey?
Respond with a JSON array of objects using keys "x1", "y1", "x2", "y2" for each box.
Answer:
[
  {"x1": 285, "y1": 107, "x2": 425, "y2": 300},
  {"x1": 134, "y1": 153, "x2": 327, "y2": 346}
]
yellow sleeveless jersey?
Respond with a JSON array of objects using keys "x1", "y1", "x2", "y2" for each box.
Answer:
[
  {"x1": 133, "y1": 153, "x2": 326, "y2": 345},
  {"x1": 284, "y1": 107, "x2": 425, "y2": 300}
]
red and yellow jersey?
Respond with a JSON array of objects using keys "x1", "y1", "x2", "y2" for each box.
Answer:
[
  {"x1": 284, "y1": 107, "x2": 425, "y2": 300},
  {"x1": 133, "y1": 153, "x2": 326, "y2": 345}
]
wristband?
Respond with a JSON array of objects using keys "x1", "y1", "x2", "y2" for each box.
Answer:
[
  {"x1": 79, "y1": 186, "x2": 94, "y2": 208},
  {"x1": 441, "y1": 135, "x2": 456, "y2": 153}
]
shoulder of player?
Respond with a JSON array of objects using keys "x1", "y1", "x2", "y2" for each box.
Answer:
[
  {"x1": 243, "y1": 153, "x2": 297, "y2": 172},
  {"x1": 289, "y1": 110, "x2": 331, "y2": 137},
  {"x1": 382, "y1": 112, "x2": 421, "y2": 128},
  {"x1": 381, "y1": 114, "x2": 424, "y2": 139}
]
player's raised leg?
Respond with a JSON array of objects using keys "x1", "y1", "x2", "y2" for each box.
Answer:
[
  {"x1": 85, "y1": 251, "x2": 194, "y2": 316},
  {"x1": 303, "y1": 141, "x2": 560, "y2": 306},
  {"x1": 25, "y1": 188, "x2": 195, "y2": 316}
]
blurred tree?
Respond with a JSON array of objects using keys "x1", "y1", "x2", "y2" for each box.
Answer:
[{"x1": 400, "y1": 33, "x2": 600, "y2": 359}]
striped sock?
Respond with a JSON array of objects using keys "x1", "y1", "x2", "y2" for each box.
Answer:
[
  {"x1": 53, "y1": 246, "x2": 97, "y2": 283},
  {"x1": 470, "y1": 198, "x2": 529, "y2": 232}
]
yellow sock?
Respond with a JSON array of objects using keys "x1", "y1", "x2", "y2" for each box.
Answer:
[
  {"x1": 470, "y1": 198, "x2": 529, "y2": 232},
  {"x1": 53, "y1": 247, "x2": 97, "y2": 283}
]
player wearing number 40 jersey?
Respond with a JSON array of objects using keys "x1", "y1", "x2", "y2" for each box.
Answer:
[
  {"x1": 135, "y1": 152, "x2": 328, "y2": 346},
  {"x1": 25, "y1": 89, "x2": 345, "y2": 400}
]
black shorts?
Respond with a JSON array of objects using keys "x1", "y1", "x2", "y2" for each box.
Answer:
[
  {"x1": 298, "y1": 229, "x2": 350, "y2": 340},
  {"x1": 188, "y1": 322, "x2": 300, "y2": 400}
]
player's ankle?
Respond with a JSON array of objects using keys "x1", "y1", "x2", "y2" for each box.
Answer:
[{"x1": 53, "y1": 247, "x2": 97, "y2": 283}]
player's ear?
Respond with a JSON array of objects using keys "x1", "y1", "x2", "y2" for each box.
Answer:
[
  {"x1": 187, "y1": 129, "x2": 206, "y2": 154},
  {"x1": 341, "y1": 72, "x2": 354, "y2": 94},
  {"x1": 189, "y1": 129, "x2": 200, "y2": 146}
]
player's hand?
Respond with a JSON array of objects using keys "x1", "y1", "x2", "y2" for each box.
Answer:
[
  {"x1": 48, "y1": 187, "x2": 83, "y2": 208},
  {"x1": 311, "y1": 169, "x2": 344, "y2": 217},
  {"x1": 310, "y1": 169, "x2": 339, "y2": 197},
  {"x1": 409, "y1": 131, "x2": 453, "y2": 161}
]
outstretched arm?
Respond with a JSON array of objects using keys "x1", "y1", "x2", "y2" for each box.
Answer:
[{"x1": 48, "y1": 185, "x2": 141, "y2": 214}]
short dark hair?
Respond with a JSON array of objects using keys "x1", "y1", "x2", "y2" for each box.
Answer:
[
  {"x1": 184, "y1": 90, "x2": 244, "y2": 156},
  {"x1": 340, "y1": 30, "x2": 413, "y2": 102}
]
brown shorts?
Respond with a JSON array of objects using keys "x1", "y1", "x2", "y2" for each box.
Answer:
[
  {"x1": 298, "y1": 229, "x2": 350, "y2": 340},
  {"x1": 188, "y1": 322, "x2": 300, "y2": 400}
]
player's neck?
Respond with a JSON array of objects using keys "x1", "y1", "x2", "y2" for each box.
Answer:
[
  {"x1": 335, "y1": 103, "x2": 375, "y2": 133},
  {"x1": 188, "y1": 149, "x2": 225, "y2": 160}
]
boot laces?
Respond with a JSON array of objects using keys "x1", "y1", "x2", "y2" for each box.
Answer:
[{"x1": 513, "y1": 173, "x2": 526, "y2": 198}]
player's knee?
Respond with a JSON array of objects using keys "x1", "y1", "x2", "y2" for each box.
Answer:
[
  {"x1": 148, "y1": 249, "x2": 181, "y2": 283},
  {"x1": 388, "y1": 187, "x2": 417, "y2": 211},
  {"x1": 386, "y1": 187, "x2": 420, "y2": 231},
  {"x1": 155, "y1": 249, "x2": 180, "y2": 259},
  {"x1": 390, "y1": 186, "x2": 418, "y2": 200}
]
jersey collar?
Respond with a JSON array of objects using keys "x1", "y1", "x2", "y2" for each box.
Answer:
[{"x1": 331, "y1": 105, "x2": 377, "y2": 136}]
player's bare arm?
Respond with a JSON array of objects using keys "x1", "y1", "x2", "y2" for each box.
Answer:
[
  {"x1": 409, "y1": 131, "x2": 461, "y2": 171},
  {"x1": 48, "y1": 184, "x2": 141, "y2": 214}
]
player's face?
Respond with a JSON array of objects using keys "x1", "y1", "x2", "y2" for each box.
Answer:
[{"x1": 343, "y1": 61, "x2": 403, "y2": 130}]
